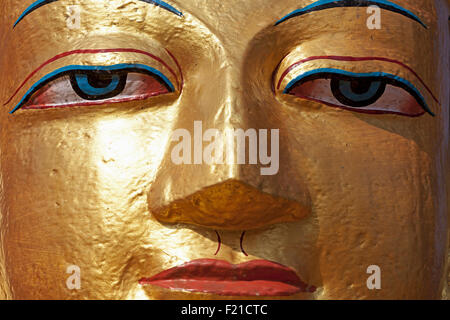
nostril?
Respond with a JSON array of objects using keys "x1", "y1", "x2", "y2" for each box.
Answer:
[
  {"x1": 240, "y1": 231, "x2": 248, "y2": 256},
  {"x1": 214, "y1": 231, "x2": 221, "y2": 256},
  {"x1": 148, "y1": 179, "x2": 311, "y2": 231}
]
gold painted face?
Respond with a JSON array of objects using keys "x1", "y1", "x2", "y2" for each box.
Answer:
[{"x1": 0, "y1": 0, "x2": 448, "y2": 299}]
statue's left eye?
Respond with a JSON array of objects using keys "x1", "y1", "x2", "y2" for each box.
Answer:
[
  {"x1": 69, "y1": 71, "x2": 128, "y2": 101},
  {"x1": 330, "y1": 78, "x2": 386, "y2": 108},
  {"x1": 11, "y1": 64, "x2": 175, "y2": 112},
  {"x1": 283, "y1": 71, "x2": 433, "y2": 117}
]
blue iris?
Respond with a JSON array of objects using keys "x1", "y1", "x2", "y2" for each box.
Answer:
[
  {"x1": 337, "y1": 80, "x2": 382, "y2": 102},
  {"x1": 69, "y1": 71, "x2": 128, "y2": 101},
  {"x1": 73, "y1": 73, "x2": 121, "y2": 97}
]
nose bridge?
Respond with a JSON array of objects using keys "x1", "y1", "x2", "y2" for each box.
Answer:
[
  {"x1": 147, "y1": 55, "x2": 311, "y2": 230},
  {"x1": 152, "y1": 60, "x2": 256, "y2": 185},
  {"x1": 208, "y1": 57, "x2": 251, "y2": 130},
  {"x1": 212, "y1": 67, "x2": 257, "y2": 174}
]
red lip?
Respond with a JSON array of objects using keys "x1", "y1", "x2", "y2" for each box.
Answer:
[{"x1": 139, "y1": 259, "x2": 316, "y2": 296}]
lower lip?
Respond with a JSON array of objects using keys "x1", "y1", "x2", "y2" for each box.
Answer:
[{"x1": 139, "y1": 259, "x2": 316, "y2": 296}]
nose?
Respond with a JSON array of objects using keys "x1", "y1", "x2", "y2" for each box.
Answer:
[
  {"x1": 147, "y1": 60, "x2": 311, "y2": 230},
  {"x1": 150, "y1": 178, "x2": 309, "y2": 230}
]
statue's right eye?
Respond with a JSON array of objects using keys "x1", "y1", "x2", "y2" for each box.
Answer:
[{"x1": 9, "y1": 64, "x2": 175, "y2": 113}]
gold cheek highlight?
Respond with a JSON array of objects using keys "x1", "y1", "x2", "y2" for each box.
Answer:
[{"x1": 0, "y1": 0, "x2": 448, "y2": 301}]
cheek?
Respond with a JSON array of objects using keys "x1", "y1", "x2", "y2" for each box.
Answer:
[
  {"x1": 1, "y1": 110, "x2": 174, "y2": 299},
  {"x1": 309, "y1": 128, "x2": 437, "y2": 299},
  {"x1": 277, "y1": 105, "x2": 440, "y2": 299}
]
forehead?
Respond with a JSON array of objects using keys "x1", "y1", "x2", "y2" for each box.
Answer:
[
  {"x1": 176, "y1": 0, "x2": 434, "y2": 21},
  {"x1": 2, "y1": 0, "x2": 436, "y2": 26},
  {"x1": 0, "y1": 0, "x2": 439, "y2": 59}
]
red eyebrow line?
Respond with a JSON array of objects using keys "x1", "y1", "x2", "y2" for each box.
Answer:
[
  {"x1": 277, "y1": 56, "x2": 440, "y2": 105},
  {"x1": 3, "y1": 48, "x2": 179, "y2": 106}
]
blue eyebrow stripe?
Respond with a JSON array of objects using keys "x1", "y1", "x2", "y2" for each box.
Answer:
[
  {"x1": 283, "y1": 68, "x2": 434, "y2": 116},
  {"x1": 14, "y1": 0, "x2": 58, "y2": 28},
  {"x1": 137, "y1": 0, "x2": 183, "y2": 17},
  {"x1": 13, "y1": 0, "x2": 183, "y2": 28},
  {"x1": 9, "y1": 63, "x2": 175, "y2": 114},
  {"x1": 275, "y1": 0, "x2": 427, "y2": 29}
]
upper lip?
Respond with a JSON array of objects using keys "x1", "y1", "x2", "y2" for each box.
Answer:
[{"x1": 139, "y1": 259, "x2": 316, "y2": 296}]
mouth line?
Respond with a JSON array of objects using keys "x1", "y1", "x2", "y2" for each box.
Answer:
[{"x1": 139, "y1": 259, "x2": 316, "y2": 296}]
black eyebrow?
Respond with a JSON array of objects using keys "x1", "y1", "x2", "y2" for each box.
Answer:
[
  {"x1": 275, "y1": 0, "x2": 427, "y2": 29},
  {"x1": 13, "y1": 0, "x2": 183, "y2": 28}
]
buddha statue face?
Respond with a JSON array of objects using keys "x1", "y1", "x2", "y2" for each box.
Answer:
[{"x1": 0, "y1": 0, "x2": 448, "y2": 300}]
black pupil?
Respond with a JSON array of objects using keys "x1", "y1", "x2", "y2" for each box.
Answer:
[
  {"x1": 330, "y1": 77, "x2": 386, "y2": 108},
  {"x1": 70, "y1": 71, "x2": 128, "y2": 101},
  {"x1": 350, "y1": 79, "x2": 373, "y2": 94},
  {"x1": 87, "y1": 73, "x2": 114, "y2": 88}
]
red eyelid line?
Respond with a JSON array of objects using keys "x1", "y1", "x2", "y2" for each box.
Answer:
[
  {"x1": 3, "y1": 48, "x2": 180, "y2": 106},
  {"x1": 277, "y1": 56, "x2": 440, "y2": 105},
  {"x1": 20, "y1": 91, "x2": 167, "y2": 110},
  {"x1": 295, "y1": 94, "x2": 425, "y2": 118}
]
